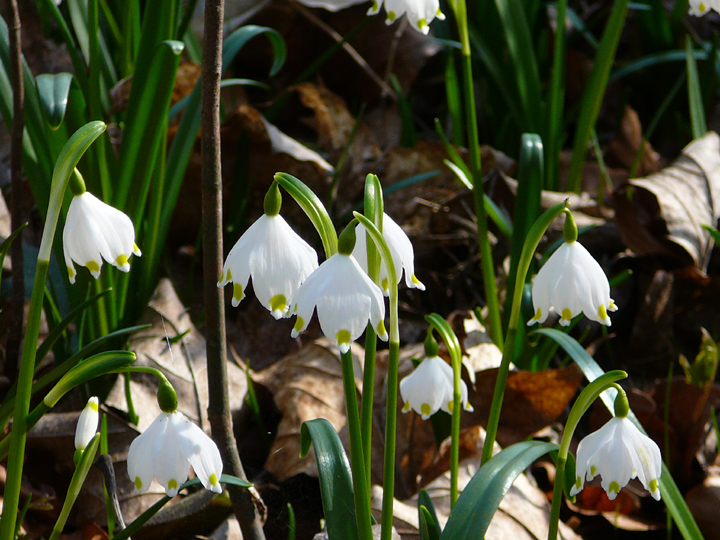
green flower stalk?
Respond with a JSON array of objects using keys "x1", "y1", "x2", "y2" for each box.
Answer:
[{"x1": 0, "y1": 121, "x2": 106, "y2": 540}]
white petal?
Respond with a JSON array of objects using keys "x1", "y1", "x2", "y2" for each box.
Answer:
[
  {"x1": 400, "y1": 356, "x2": 453, "y2": 419},
  {"x1": 618, "y1": 418, "x2": 662, "y2": 500},
  {"x1": 154, "y1": 415, "x2": 191, "y2": 497},
  {"x1": 297, "y1": 0, "x2": 368, "y2": 12},
  {"x1": 127, "y1": 413, "x2": 169, "y2": 493},
  {"x1": 570, "y1": 418, "x2": 616, "y2": 496},
  {"x1": 171, "y1": 412, "x2": 224, "y2": 493},
  {"x1": 75, "y1": 397, "x2": 99, "y2": 451}
]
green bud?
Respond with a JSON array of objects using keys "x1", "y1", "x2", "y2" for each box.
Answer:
[
  {"x1": 424, "y1": 331, "x2": 439, "y2": 357},
  {"x1": 157, "y1": 377, "x2": 178, "y2": 413},
  {"x1": 613, "y1": 385, "x2": 630, "y2": 418},
  {"x1": 338, "y1": 220, "x2": 358, "y2": 256},
  {"x1": 562, "y1": 209, "x2": 578, "y2": 243},
  {"x1": 68, "y1": 168, "x2": 87, "y2": 196},
  {"x1": 264, "y1": 182, "x2": 282, "y2": 217}
]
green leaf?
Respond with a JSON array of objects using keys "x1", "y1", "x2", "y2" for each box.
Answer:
[
  {"x1": 534, "y1": 328, "x2": 704, "y2": 540},
  {"x1": 566, "y1": 0, "x2": 630, "y2": 192},
  {"x1": 441, "y1": 441, "x2": 557, "y2": 540},
  {"x1": 36, "y1": 73, "x2": 74, "y2": 130},
  {"x1": 686, "y1": 36, "x2": 707, "y2": 139},
  {"x1": 300, "y1": 418, "x2": 359, "y2": 540},
  {"x1": 418, "y1": 490, "x2": 441, "y2": 540}
]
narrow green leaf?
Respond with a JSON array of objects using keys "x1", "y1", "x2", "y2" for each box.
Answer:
[
  {"x1": 418, "y1": 490, "x2": 441, "y2": 540},
  {"x1": 300, "y1": 418, "x2": 359, "y2": 540},
  {"x1": 535, "y1": 328, "x2": 704, "y2": 540},
  {"x1": 566, "y1": 0, "x2": 630, "y2": 192},
  {"x1": 0, "y1": 223, "x2": 27, "y2": 283},
  {"x1": 36, "y1": 73, "x2": 74, "y2": 130},
  {"x1": 441, "y1": 441, "x2": 557, "y2": 540},
  {"x1": 686, "y1": 36, "x2": 707, "y2": 139},
  {"x1": 390, "y1": 74, "x2": 417, "y2": 148}
]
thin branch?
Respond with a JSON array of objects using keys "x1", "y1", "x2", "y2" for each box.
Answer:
[{"x1": 200, "y1": 1, "x2": 266, "y2": 539}]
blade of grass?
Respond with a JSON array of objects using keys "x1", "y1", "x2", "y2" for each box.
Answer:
[{"x1": 686, "y1": 35, "x2": 707, "y2": 139}]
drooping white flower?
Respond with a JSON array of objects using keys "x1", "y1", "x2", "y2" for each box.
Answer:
[
  {"x1": 74, "y1": 396, "x2": 99, "y2": 451},
  {"x1": 400, "y1": 356, "x2": 473, "y2": 420},
  {"x1": 219, "y1": 214, "x2": 318, "y2": 319},
  {"x1": 368, "y1": 0, "x2": 445, "y2": 34},
  {"x1": 688, "y1": 0, "x2": 720, "y2": 16},
  {"x1": 352, "y1": 213, "x2": 425, "y2": 295},
  {"x1": 527, "y1": 240, "x2": 617, "y2": 327},
  {"x1": 63, "y1": 192, "x2": 141, "y2": 284},
  {"x1": 289, "y1": 253, "x2": 387, "y2": 353},
  {"x1": 127, "y1": 411, "x2": 223, "y2": 497},
  {"x1": 570, "y1": 416, "x2": 662, "y2": 501},
  {"x1": 297, "y1": 0, "x2": 368, "y2": 12}
]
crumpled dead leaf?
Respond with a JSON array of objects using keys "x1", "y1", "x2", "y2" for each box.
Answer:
[
  {"x1": 615, "y1": 131, "x2": 720, "y2": 272},
  {"x1": 258, "y1": 339, "x2": 363, "y2": 481}
]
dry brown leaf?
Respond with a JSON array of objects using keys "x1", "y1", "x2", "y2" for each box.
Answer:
[
  {"x1": 615, "y1": 131, "x2": 720, "y2": 272},
  {"x1": 258, "y1": 340, "x2": 363, "y2": 481},
  {"x1": 463, "y1": 366, "x2": 583, "y2": 447},
  {"x1": 685, "y1": 474, "x2": 720, "y2": 540},
  {"x1": 606, "y1": 105, "x2": 661, "y2": 176}
]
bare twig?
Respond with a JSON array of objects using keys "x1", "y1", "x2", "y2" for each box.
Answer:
[
  {"x1": 200, "y1": 1, "x2": 266, "y2": 539},
  {"x1": 4, "y1": 0, "x2": 25, "y2": 379}
]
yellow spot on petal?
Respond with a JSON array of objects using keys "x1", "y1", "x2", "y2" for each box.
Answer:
[
  {"x1": 608, "y1": 481, "x2": 621, "y2": 495},
  {"x1": 650, "y1": 479, "x2": 658, "y2": 492},
  {"x1": 609, "y1": 299, "x2": 617, "y2": 310},
  {"x1": 387, "y1": 11, "x2": 396, "y2": 21},
  {"x1": 226, "y1": 269, "x2": 233, "y2": 282},
  {"x1": 293, "y1": 316, "x2": 305, "y2": 333},
  {"x1": 133, "y1": 242, "x2": 141, "y2": 255},
  {"x1": 590, "y1": 465, "x2": 597, "y2": 476},
  {"x1": 168, "y1": 479, "x2": 178, "y2": 491},
  {"x1": 381, "y1": 278, "x2": 389, "y2": 291},
  {"x1": 67, "y1": 266, "x2": 76, "y2": 278},
  {"x1": 420, "y1": 403, "x2": 431, "y2": 417},
  {"x1": 233, "y1": 283, "x2": 244, "y2": 303},
  {"x1": 574, "y1": 476, "x2": 582, "y2": 489},
  {"x1": 529, "y1": 308, "x2": 542, "y2": 324},
  {"x1": 412, "y1": 275, "x2": 421, "y2": 285},
  {"x1": 377, "y1": 320, "x2": 387, "y2": 336},
  {"x1": 700, "y1": 2, "x2": 707, "y2": 12},
  {"x1": 134, "y1": 477, "x2": 143, "y2": 490},
  {"x1": 402, "y1": 401, "x2": 411, "y2": 412},
  {"x1": 561, "y1": 308, "x2": 573, "y2": 323},
  {"x1": 447, "y1": 400, "x2": 454, "y2": 413},
  {"x1": 270, "y1": 294, "x2": 287, "y2": 314},
  {"x1": 417, "y1": 18, "x2": 428, "y2": 30},
  {"x1": 89, "y1": 401, "x2": 99, "y2": 412},
  {"x1": 86, "y1": 261, "x2": 100, "y2": 274},
  {"x1": 210, "y1": 473, "x2": 219, "y2": 486},
  {"x1": 598, "y1": 304, "x2": 609, "y2": 322},
  {"x1": 116, "y1": 254, "x2": 128, "y2": 267},
  {"x1": 337, "y1": 329, "x2": 351, "y2": 349},
  {"x1": 371, "y1": 1, "x2": 379, "y2": 11}
]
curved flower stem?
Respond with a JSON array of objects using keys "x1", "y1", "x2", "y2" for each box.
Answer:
[
  {"x1": 424, "y1": 313, "x2": 463, "y2": 508},
  {"x1": 340, "y1": 350, "x2": 374, "y2": 540},
  {"x1": 0, "y1": 122, "x2": 106, "y2": 540},
  {"x1": 353, "y1": 212, "x2": 400, "y2": 540},
  {"x1": 481, "y1": 200, "x2": 569, "y2": 466},
  {"x1": 547, "y1": 372, "x2": 627, "y2": 540},
  {"x1": 449, "y1": 0, "x2": 502, "y2": 347}
]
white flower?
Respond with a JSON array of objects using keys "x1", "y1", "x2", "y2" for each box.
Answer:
[
  {"x1": 352, "y1": 213, "x2": 425, "y2": 295},
  {"x1": 289, "y1": 253, "x2": 387, "y2": 353},
  {"x1": 688, "y1": 0, "x2": 720, "y2": 16},
  {"x1": 570, "y1": 416, "x2": 662, "y2": 501},
  {"x1": 218, "y1": 214, "x2": 318, "y2": 319},
  {"x1": 63, "y1": 192, "x2": 141, "y2": 284},
  {"x1": 527, "y1": 240, "x2": 617, "y2": 327},
  {"x1": 74, "y1": 396, "x2": 99, "y2": 451},
  {"x1": 127, "y1": 411, "x2": 223, "y2": 497},
  {"x1": 368, "y1": 0, "x2": 445, "y2": 34},
  {"x1": 400, "y1": 356, "x2": 473, "y2": 419},
  {"x1": 297, "y1": 0, "x2": 368, "y2": 12}
]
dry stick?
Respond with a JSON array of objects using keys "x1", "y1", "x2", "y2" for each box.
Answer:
[
  {"x1": 4, "y1": 0, "x2": 24, "y2": 380},
  {"x1": 200, "y1": 1, "x2": 266, "y2": 539}
]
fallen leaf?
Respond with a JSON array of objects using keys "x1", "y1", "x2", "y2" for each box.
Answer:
[
  {"x1": 606, "y1": 105, "x2": 662, "y2": 176},
  {"x1": 614, "y1": 131, "x2": 720, "y2": 273},
  {"x1": 685, "y1": 474, "x2": 720, "y2": 540}
]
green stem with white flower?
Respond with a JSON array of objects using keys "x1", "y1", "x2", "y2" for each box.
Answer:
[
  {"x1": 548, "y1": 373, "x2": 627, "y2": 540},
  {"x1": 481, "y1": 200, "x2": 570, "y2": 466},
  {"x1": 448, "y1": 0, "x2": 503, "y2": 347},
  {"x1": 353, "y1": 212, "x2": 400, "y2": 540},
  {"x1": 425, "y1": 313, "x2": 464, "y2": 508},
  {"x1": 360, "y1": 174, "x2": 383, "y2": 489},
  {"x1": 0, "y1": 121, "x2": 106, "y2": 540}
]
